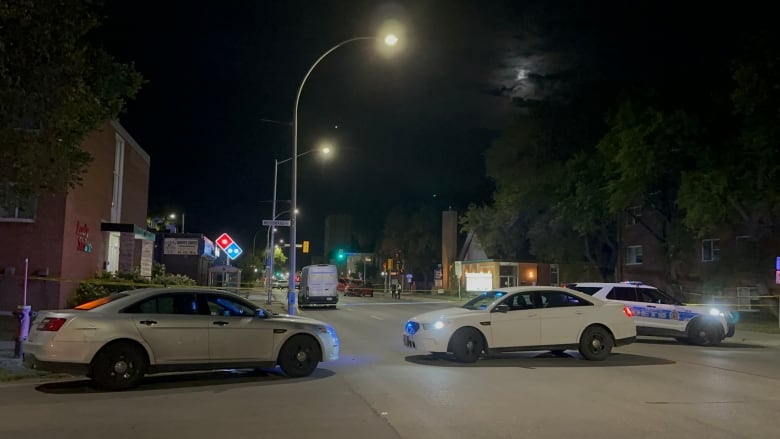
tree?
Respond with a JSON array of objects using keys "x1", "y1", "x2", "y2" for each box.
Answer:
[
  {"x1": 462, "y1": 86, "x2": 619, "y2": 279},
  {"x1": 596, "y1": 97, "x2": 704, "y2": 285},
  {"x1": 677, "y1": 35, "x2": 780, "y2": 293},
  {"x1": 377, "y1": 203, "x2": 439, "y2": 282},
  {"x1": 0, "y1": 0, "x2": 142, "y2": 203}
]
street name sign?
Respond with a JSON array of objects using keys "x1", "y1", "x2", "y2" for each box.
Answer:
[{"x1": 262, "y1": 219, "x2": 291, "y2": 227}]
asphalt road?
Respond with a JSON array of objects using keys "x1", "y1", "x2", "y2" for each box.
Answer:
[{"x1": 1, "y1": 294, "x2": 779, "y2": 439}]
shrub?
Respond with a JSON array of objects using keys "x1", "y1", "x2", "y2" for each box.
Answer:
[{"x1": 69, "y1": 268, "x2": 196, "y2": 307}]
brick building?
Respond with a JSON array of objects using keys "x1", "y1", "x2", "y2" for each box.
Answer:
[{"x1": 0, "y1": 121, "x2": 153, "y2": 311}]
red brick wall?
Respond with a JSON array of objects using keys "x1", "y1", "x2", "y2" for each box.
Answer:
[{"x1": 1, "y1": 122, "x2": 151, "y2": 311}]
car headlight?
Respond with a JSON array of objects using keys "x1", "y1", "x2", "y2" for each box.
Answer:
[
  {"x1": 422, "y1": 321, "x2": 449, "y2": 330},
  {"x1": 709, "y1": 308, "x2": 725, "y2": 317}
]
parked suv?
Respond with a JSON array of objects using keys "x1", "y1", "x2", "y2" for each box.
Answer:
[{"x1": 564, "y1": 281, "x2": 736, "y2": 345}]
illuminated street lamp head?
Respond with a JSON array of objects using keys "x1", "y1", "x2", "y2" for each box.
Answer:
[{"x1": 384, "y1": 34, "x2": 399, "y2": 46}]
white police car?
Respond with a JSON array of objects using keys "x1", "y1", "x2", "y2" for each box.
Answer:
[{"x1": 564, "y1": 282, "x2": 736, "y2": 346}]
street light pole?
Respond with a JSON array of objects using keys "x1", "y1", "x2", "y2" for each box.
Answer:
[
  {"x1": 289, "y1": 36, "x2": 376, "y2": 315},
  {"x1": 268, "y1": 158, "x2": 279, "y2": 303}
]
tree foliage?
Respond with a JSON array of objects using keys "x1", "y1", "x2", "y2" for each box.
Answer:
[
  {"x1": 377, "y1": 203, "x2": 439, "y2": 277},
  {"x1": 0, "y1": 0, "x2": 142, "y2": 200},
  {"x1": 467, "y1": 28, "x2": 780, "y2": 288},
  {"x1": 462, "y1": 87, "x2": 620, "y2": 279}
]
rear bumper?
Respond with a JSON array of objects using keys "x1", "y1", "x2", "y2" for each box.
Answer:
[
  {"x1": 23, "y1": 353, "x2": 89, "y2": 376},
  {"x1": 300, "y1": 295, "x2": 338, "y2": 304}
]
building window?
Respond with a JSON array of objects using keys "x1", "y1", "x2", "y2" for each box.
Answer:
[
  {"x1": 550, "y1": 264, "x2": 559, "y2": 286},
  {"x1": 702, "y1": 239, "x2": 720, "y2": 262},
  {"x1": 625, "y1": 245, "x2": 643, "y2": 265},
  {"x1": 0, "y1": 183, "x2": 37, "y2": 222},
  {"x1": 626, "y1": 206, "x2": 641, "y2": 225}
]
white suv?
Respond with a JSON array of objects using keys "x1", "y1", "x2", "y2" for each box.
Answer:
[{"x1": 564, "y1": 282, "x2": 736, "y2": 346}]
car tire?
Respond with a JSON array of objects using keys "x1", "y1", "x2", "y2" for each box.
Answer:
[
  {"x1": 278, "y1": 334, "x2": 321, "y2": 378},
  {"x1": 578, "y1": 326, "x2": 613, "y2": 361},
  {"x1": 91, "y1": 342, "x2": 147, "y2": 391},
  {"x1": 450, "y1": 328, "x2": 484, "y2": 363},
  {"x1": 687, "y1": 319, "x2": 723, "y2": 346}
]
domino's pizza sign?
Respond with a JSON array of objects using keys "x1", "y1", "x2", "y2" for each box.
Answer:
[{"x1": 215, "y1": 233, "x2": 243, "y2": 260}]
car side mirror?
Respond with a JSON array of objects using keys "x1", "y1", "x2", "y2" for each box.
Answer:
[
  {"x1": 256, "y1": 309, "x2": 268, "y2": 318},
  {"x1": 495, "y1": 304, "x2": 509, "y2": 313}
]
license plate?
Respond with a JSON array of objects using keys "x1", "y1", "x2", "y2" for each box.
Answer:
[{"x1": 326, "y1": 297, "x2": 333, "y2": 301}]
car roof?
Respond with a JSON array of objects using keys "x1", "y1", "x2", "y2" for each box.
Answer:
[
  {"x1": 568, "y1": 282, "x2": 658, "y2": 289},
  {"x1": 487, "y1": 285, "x2": 609, "y2": 305},
  {"x1": 80, "y1": 287, "x2": 244, "y2": 312}
]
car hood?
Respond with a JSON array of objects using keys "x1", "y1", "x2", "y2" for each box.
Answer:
[
  {"x1": 409, "y1": 307, "x2": 482, "y2": 323},
  {"x1": 268, "y1": 313, "x2": 330, "y2": 327}
]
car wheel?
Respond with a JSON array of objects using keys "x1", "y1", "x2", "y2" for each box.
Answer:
[
  {"x1": 687, "y1": 319, "x2": 723, "y2": 346},
  {"x1": 278, "y1": 334, "x2": 321, "y2": 378},
  {"x1": 91, "y1": 342, "x2": 147, "y2": 391},
  {"x1": 578, "y1": 326, "x2": 613, "y2": 361},
  {"x1": 450, "y1": 328, "x2": 484, "y2": 363}
]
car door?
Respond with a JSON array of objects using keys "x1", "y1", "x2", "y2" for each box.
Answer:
[
  {"x1": 636, "y1": 287, "x2": 682, "y2": 332},
  {"x1": 604, "y1": 286, "x2": 658, "y2": 330},
  {"x1": 123, "y1": 292, "x2": 209, "y2": 363},
  {"x1": 489, "y1": 292, "x2": 540, "y2": 348},
  {"x1": 202, "y1": 293, "x2": 275, "y2": 362},
  {"x1": 537, "y1": 290, "x2": 593, "y2": 345}
]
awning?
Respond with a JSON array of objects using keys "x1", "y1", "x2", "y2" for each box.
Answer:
[{"x1": 100, "y1": 223, "x2": 156, "y2": 241}]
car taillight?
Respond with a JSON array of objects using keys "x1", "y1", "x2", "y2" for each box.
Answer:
[
  {"x1": 623, "y1": 306, "x2": 634, "y2": 317},
  {"x1": 37, "y1": 317, "x2": 67, "y2": 331}
]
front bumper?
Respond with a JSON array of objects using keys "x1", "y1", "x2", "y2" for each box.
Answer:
[
  {"x1": 316, "y1": 331, "x2": 340, "y2": 361},
  {"x1": 402, "y1": 333, "x2": 448, "y2": 352}
]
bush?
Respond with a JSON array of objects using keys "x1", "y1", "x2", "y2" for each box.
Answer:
[{"x1": 69, "y1": 267, "x2": 196, "y2": 307}]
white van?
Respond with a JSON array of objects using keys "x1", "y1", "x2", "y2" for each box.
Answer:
[{"x1": 299, "y1": 264, "x2": 339, "y2": 307}]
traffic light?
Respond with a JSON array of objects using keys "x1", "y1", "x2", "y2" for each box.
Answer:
[
  {"x1": 337, "y1": 249, "x2": 345, "y2": 261},
  {"x1": 302, "y1": 240, "x2": 310, "y2": 254}
]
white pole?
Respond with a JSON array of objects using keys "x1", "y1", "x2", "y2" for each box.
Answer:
[
  {"x1": 23, "y1": 257, "x2": 28, "y2": 306},
  {"x1": 268, "y1": 159, "x2": 278, "y2": 305},
  {"x1": 290, "y1": 36, "x2": 374, "y2": 316}
]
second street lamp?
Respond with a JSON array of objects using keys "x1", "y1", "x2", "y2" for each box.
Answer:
[
  {"x1": 267, "y1": 146, "x2": 329, "y2": 305},
  {"x1": 289, "y1": 33, "x2": 400, "y2": 315}
]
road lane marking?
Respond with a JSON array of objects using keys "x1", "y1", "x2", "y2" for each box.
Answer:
[{"x1": 370, "y1": 315, "x2": 384, "y2": 320}]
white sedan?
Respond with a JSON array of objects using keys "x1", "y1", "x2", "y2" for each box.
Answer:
[
  {"x1": 23, "y1": 288, "x2": 340, "y2": 390},
  {"x1": 403, "y1": 286, "x2": 636, "y2": 362}
]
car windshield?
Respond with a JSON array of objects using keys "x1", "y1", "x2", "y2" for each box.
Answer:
[{"x1": 462, "y1": 291, "x2": 507, "y2": 310}]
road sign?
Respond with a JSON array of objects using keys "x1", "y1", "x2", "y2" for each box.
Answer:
[
  {"x1": 454, "y1": 261, "x2": 463, "y2": 277},
  {"x1": 225, "y1": 242, "x2": 243, "y2": 260},
  {"x1": 262, "y1": 219, "x2": 291, "y2": 227},
  {"x1": 215, "y1": 233, "x2": 234, "y2": 251}
]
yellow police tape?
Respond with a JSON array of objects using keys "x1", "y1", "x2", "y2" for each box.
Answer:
[
  {"x1": 15, "y1": 275, "x2": 780, "y2": 306},
  {"x1": 22, "y1": 275, "x2": 265, "y2": 293}
]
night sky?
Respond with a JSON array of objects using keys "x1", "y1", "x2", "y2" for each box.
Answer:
[{"x1": 96, "y1": 0, "x2": 779, "y2": 259}]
